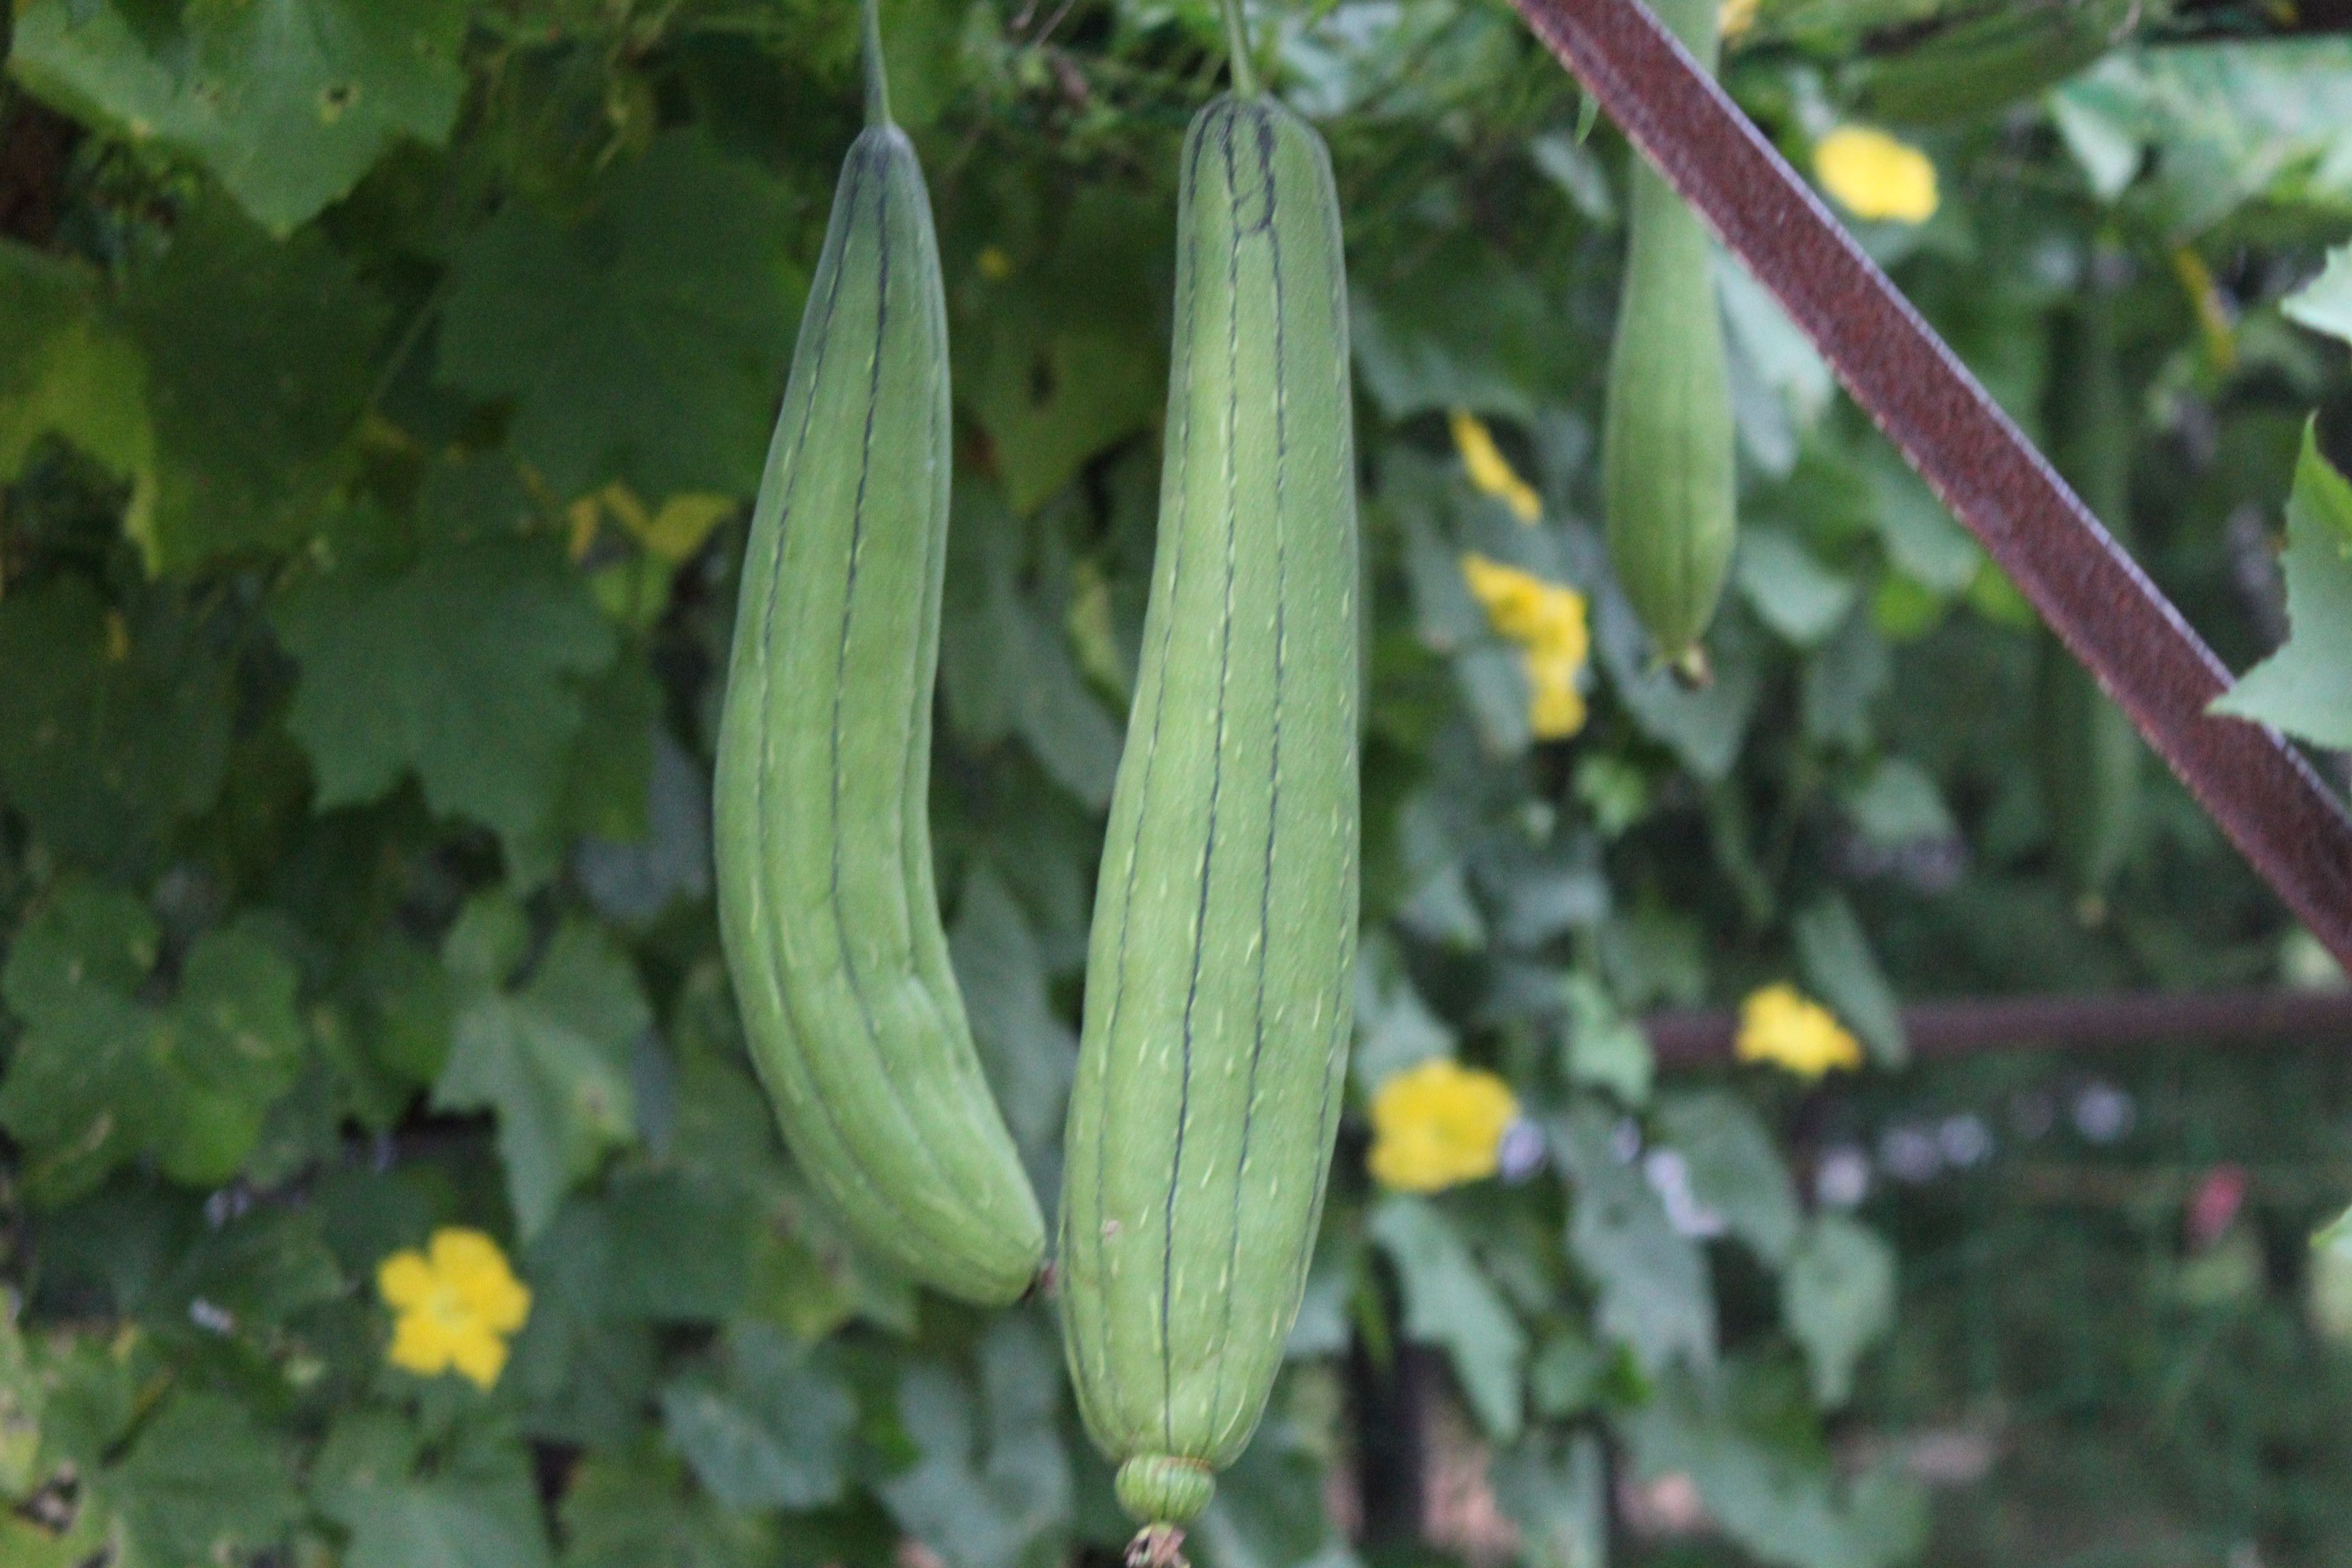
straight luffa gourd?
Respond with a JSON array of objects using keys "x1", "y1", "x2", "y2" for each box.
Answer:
[
  {"x1": 2035, "y1": 261, "x2": 2142, "y2": 911},
  {"x1": 711, "y1": 2, "x2": 1045, "y2": 1307},
  {"x1": 1058, "y1": 6, "x2": 1360, "y2": 1559},
  {"x1": 1603, "y1": 0, "x2": 1736, "y2": 684}
]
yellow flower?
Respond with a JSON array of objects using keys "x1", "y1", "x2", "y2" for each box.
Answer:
[
  {"x1": 1460, "y1": 553, "x2": 1591, "y2": 739},
  {"x1": 1719, "y1": 0, "x2": 1758, "y2": 41},
  {"x1": 1449, "y1": 410, "x2": 1542, "y2": 524},
  {"x1": 1735, "y1": 983, "x2": 1863, "y2": 1080},
  {"x1": 1812, "y1": 126, "x2": 1938, "y2": 225},
  {"x1": 1524, "y1": 649, "x2": 1587, "y2": 739},
  {"x1": 377, "y1": 1228, "x2": 532, "y2": 1390},
  {"x1": 1368, "y1": 1058, "x2": 1521, "y2": 1193}
]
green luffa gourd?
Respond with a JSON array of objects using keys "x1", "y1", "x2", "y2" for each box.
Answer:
[
  {"x1": 1057, "y1": 8, "x2": 1361, "y2": 1558},
  {"x1": 1602, "y1": 0, "x2": 1737, "y2": 683},
  {"x1": 711, "y1": 1, "x2": 1044, "y2": 1307}
]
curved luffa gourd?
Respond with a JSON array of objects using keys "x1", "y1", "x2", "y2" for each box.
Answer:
[{"x1": 712, "y1": 7, "x2": 1045, "y2": 1307}]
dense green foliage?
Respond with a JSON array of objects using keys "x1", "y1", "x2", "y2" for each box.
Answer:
[{"x1": 4, "y1": 1, "x2": 2352, "y2": 1566}]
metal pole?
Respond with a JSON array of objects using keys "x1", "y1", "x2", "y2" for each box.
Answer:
[{"x1": 1507, "y1": 0, "x2": 2352, "y2": 971}]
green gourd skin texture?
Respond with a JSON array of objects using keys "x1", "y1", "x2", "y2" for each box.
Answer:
[
  {"x1": 2035, "y1": 264, "x2": 2142, "y2": 911},
  {"x1": 711, "y1": 14, "x2": 1045, "y2": 1308},
  {"x1": 1058, "y1": 48, "x2": 1361, "y2": 1561},
  {"x1": 1603, "y1": 0, "x2": 1735, "y2": 683}
]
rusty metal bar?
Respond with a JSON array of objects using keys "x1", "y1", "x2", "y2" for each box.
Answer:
[
  {"x1": 1646, "y1": 986, "x2": 2352, "y2": 1068},
  {"x1": 1507, "y1": 0, "x2": 2352, "y2": 972}
]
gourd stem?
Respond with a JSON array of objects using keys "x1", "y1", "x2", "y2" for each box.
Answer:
[
  {"x1": 1220, "y1": 0, "x2": 1260, "y2": 97},
  {"x1": 862, "y1": 0, "x2": 894, "y2": 127}
]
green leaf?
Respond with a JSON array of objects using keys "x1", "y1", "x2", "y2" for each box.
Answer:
[
  {"x1": 1735, "y1": 527, "x2": 1857, "y2": 647},
  {"x1": 1190, "y1": 1416, "x2": 1359, "y2": 1568},
  {"x1": 659, "y1": 1322, "x2": 855, "y2": 1512},
  {"x1": 1350, "y1": 934, "x2": 1456, "y2": 1096},
  {"x1": 10, "y1": 0, "x2": 468, "y2": 233},
  {"x1": 434, "y1": 914, "x2": 647, "y2": 1237},
  {"x1": 1490, "y1": 1431, "x2": 1606, "y2": 1568},
  {"x1": 0, "y1": 879, "x2": 157, "y2": 1019},
  {"x1": 0, "y1": 887, "x2": 304, "y2": 1200},
  {"x1": 940, "y1": 487, "x2": 1124, "y2": 808},
  {"x1": 2285, "y1": 246, "x2": 2352, "y2": 346},
  {"x1": 151, "y1": 1204, "x2": 344, "y2": 1328},
  {"x1": 2052, "y1": 42, "x2": 2352, "y2": 235},
  {"x1": 1801, "y1": 609, "x2": 1891, "y2": 750},
  {"x1": 1367, "y1": 1196, "x2": 1528, "y2": 1441},
  {"x1": 1654, "y1": 1090, "x2": 1801, "y2": 1267},
  {"x1": 1781, "y1": 1216, "x2": 1896, "y2": 1409},
  {"x1": 1552, "y1": 1105, "x2": 1714, "y2": 1375},
  {"x1": 1560, "y1": 972, "x2": 1654, "y2": 1105},
  {"x1": 502, "y1": 1202, "x2": 660, "y2": 1448},
  {"x1": 2210, "y1": 423, "x2": 2352, "y2": 748},
  {"x1": 1592, "y1": 584, "x2": 1760, "y2": 783},
  {"x1": 341, "y1": 1463, "x2": 557, "y2": 1568},
  {"x1": 958, "y1": 179, "x2": 1171, "y2": 514},
  {"x1": 105, "y1": 1392, "x2": 301, "y2": 1568},
  {"x1": 0, "y1": 242, "x2": 153, "y2": 527},
  {"x1": 436, "y1": 133, "x2": 800, "y2": 503},
  {"x1": 1616, "y1": 1370, "x2": 1925, "y2": 1568},
  {"x1": 1837, "y1": 756, "x2": 1955, "y2": 847},
  {"x1": 0, "y1": 578, "x2": 233, "y2": 870},
  {"x1": 120, "y1": 195, "x2": 387, "y2": 570},
  {"x1": 274, "y1": 537, "x2": 619, "y2": 877},
  {"x1": 602, "y1": 1169, "x2": 756, "y2": 1321},
  {"x1": 949, "y1": 866, "x2": 1077, "y2": 1190},
  {"x1": 1716, "y1": 257, "x2": 1833, "y2": 476},
  {"x1": 1863, "y1": 446, "x2": 1979, "y2": 595},
  {"x1": 1350, "y1": 240, "x2": 1576, "y2": 422},
  {"x1": 561, "y1": 1439, "x2": 777, "y2": 1568},
  {"x1": 1791, "y1": 894, "x2": 1907, "y2": 1067},
  {"x1": 171, "y1": 924, "x2": 307, "y2": 1105},
  {"x1": 877, "y1": 1316, "x2": 1071, "y2": 1568}
]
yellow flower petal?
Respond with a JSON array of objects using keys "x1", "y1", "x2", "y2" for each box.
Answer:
[
  {"x1": 1735, "y1": 983, "x2": 1863, "y2": 1079},
  {"x1": 1368, "y1": 1059, "x2": 1520, "y2": 1193},
  {"x1": 1450, "y1": 410, "x2": 1542, "y2": 524},
  {"x1": 1719, "y1": 0, "x2": 1757, "y2": 40},
  {"x1": 1813, "y1": 126, "x2": 1938, "y2": 225},
  {"x1": 449, "y1": 1329, "x2": 512, "y2": 1390},
  {"x1": 376, "y1": 1250, "x2": 434, "y2": 1311},
  {"x1": 1461, "y1": 554, "x2": 1592, "y2": 738},
  {"x1": 387, "y1": 1307, "x2": 459, "y2": 1378},
  {"x1": 1526, "y1": 651, "x2": 1588, "y2": 740}
]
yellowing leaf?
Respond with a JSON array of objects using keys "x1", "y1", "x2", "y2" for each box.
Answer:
[{"x1": 636, "y1": 493, "x2": 736, "y2": 562}]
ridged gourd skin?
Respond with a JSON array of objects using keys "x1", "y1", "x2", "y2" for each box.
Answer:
[
  {"x1": 1602, "y1": 0, "x2": 1735, "y2": 679},
  {"x1": 711, "y1": 72, "x2": 1045, "y2": 1307},
  {"x1": 1058, "y1": 87, "x2": 1361, "y2": 1540}
]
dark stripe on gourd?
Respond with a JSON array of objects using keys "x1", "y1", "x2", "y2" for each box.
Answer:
[
  {"x1": 1058, "y1": 85, "x2": 1359, "y2": 1537},
  {"x1": 1603, "y1": 0, "x2": 1735, "y2": 677},
  {"x1": 713, "y1": 80, "x2": 1045, "y2": 1305}
]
